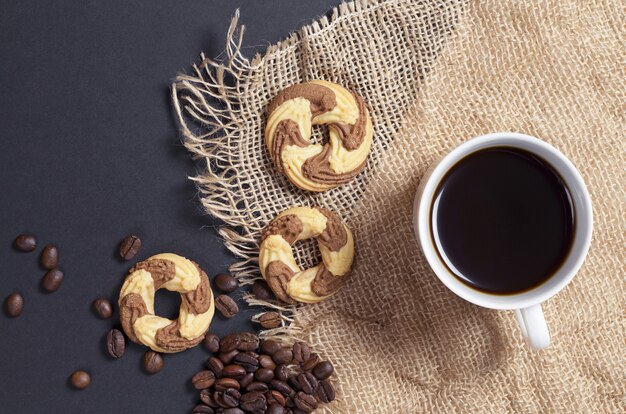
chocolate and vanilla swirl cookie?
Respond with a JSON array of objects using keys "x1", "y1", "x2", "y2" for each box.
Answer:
[
  {"x1": 118, "y1": 253, "x2": 214, "y2": 353},
  {"x1": 259, "y1": 206, "x2": 354, "y2": 304},
  {"x1": 265, "y1": 80, "x2": 374, "y2": 192}
]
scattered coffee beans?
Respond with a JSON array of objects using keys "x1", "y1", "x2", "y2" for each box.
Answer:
[
  {"x1": 14, "y1": 233, "x2": 37, "y2": 252},
  {"x1": 251, "y1": 280, "x2": 274, "y2": 301},
  {"x1": 119, "y1": 235, "x2": 141, "y2": 260},
  {"x1": 106, "y1": 329, "x2": 125, "y2": 359},
  {"x1": 92, "y1": 298, "x2": 113, "y2": 319},
  {"x1": 70, "y1": 370, "x2": 91, "y2": 390},
  {"x1": 215, "y1": 295, "x2": 239, "y2": 318},
  {"x1": 190, "y1": 332, "x2": 336, "y2": 413},
  {"x1": 40, "y1": 244, "x2": 59, "y2": 269},
  {"x1": 143, "y1": 350, "x2": 164, "y2": 374},
  {"x1": 41, "y1": 268, "x2": 64, "y2": 292},
  {"x1": 5, "y1": 292, "x2": 24, "y2": 317},
  {"x1": 193, "y1": 370, "x2": 217, "y2": 389},
  {"x1": 204, "y1": 333, "x2": 220, "y2": 353},
  {"x1": 258, "y1": 312, "x2": 282, "y2": 329},
  {"x1": 215, "y1": 273, "x2": 239, "y2": 293}
]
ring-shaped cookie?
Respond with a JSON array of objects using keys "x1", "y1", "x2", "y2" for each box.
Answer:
[
  {"x1": 259, "y1": 207, "x2": 354, "y2": 304},
  {"x1": 265, "y1": 80, "x2": 374, "y2": 192},
  {"x1": 118, "y1": 253, "x2": 214, "y2": 353}
]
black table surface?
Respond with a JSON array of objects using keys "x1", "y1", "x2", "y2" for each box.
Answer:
[{"x1": 0, "y1": 1, "x2": 339, "y2": 412}]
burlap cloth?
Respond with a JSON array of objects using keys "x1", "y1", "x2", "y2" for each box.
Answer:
[{"x1": 173, "y1": 0, "x2": 625, "y2": 412}]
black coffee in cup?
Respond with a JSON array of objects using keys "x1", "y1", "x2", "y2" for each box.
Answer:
[{"x1": 430, "y1": 147, "x2": 575, "y2": 294}]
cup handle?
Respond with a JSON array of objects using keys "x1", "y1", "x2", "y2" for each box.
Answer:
[{"x1": 514, "y1": 304, "x2": 550, "y2": 349}]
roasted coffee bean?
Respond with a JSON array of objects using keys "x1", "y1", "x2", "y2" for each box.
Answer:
[
  {"x1": 239, "y1": 372, "x2": 254, "y2": 389},
  {"x1": 192, "y1": 370, "x2": 216, "y2": 389},
  {"x1": 220, "y1": 333, "x2": 240, "y2": 353},
  {"x1": 285, "y1": 397, "x2": 295, "y2": 408},
  {"x1": 92, "y1": 298, "x2": 113, "y2": 319},
  {"x1": 234, "y1": 352, "x2": 259, "y2": 372},
  {"x1": 258, "y1": 354, "x2": 277, "y2": 370},
  {"x1": 5, "y1": 292, "x2": 23, "y2": 317},
  {"x1": 219, "y1": 350, "x2": 239, "y2": 365},
  {"x1": 206, "y1": 356, "x2": 224, "y2": 377},
  {"x1": 260, "y1": 339, "x2": 282, "y2": 355},
  {"x1": 237, "y1": 332, "x2": 259, "y2": 351},
  {"x1": 143, "y1": 351, "x2": 164, "y2": 374},
  {"x1": 287, "y1": 375, "x2": 301, "y2": 391},
  {"x1": 246, "y1": 381, "x2": 269, "y2": 393},
  {"x1": 40, "y1": 244, "x2": 58, "y2": 269},
  {"x1": 204, "y1": 333, "x2": 220, "y2": 353},
  {"x1": 106, "y1": 329, "x2": 125, "y2": 359},
  {"x1": 200, "y1": 389, "x2": 219, "y2": 407},
  {"x1": 270, "y1": 380, "x2": 295, "y2": 398},
  {"x1": 221, "y1": 388, "x2": 241, "y2": 408},
  {"x1": 292, "y1": 409, "x2": 307, "y2": 414},
  {"x1": 214, "y1": 273, "x2": 239, "y2": 293},
  {"x1": 295, "y1": 372, "x2": 318, "y2": 394},
  {"x1": 41, "y1": 268, "x2": 64, "y2": 292},
  {"x1": 258, "y1": 312, "x2": 282, "y2": 329},
  {"x1": 294, "y1": 392, "x2": 317, "y2": 413},
  {"x1": 292, "y1": 342, "x2": 310, "y2": 364},
  {"x1": 214, "y1": 377, "x2": 239, "y2": 392},
  {"x1": 272, "y1": 348, "x2": 293, "y2": 365},
  {"x1": 240, "y1": 391, "x2": 266, "y2": 411},
  {"x1": 220, "y1": 409, "x2": 244, "y2": 414},
  {"x1": 215, "y1": 295, "x2": 239, "y2": 318},
  {"x1": 70, "y1": 370, "x2": 91, "y2": 390},
  {"x1": 266, "y1": 390, "x2": 286, "y2": 406},
  {"x1": 119, "y1": 235, "x2": 141, "y2": 260},
  {"x1": 274, "y1": 364, "x2": 290, "y2": 381},
  {"x1": 245, "y1": 350, "x2": 259, "y2": 359},
  {"x1": 222, "y1": 364, "x2": 246, "y2": 380},
  {"x1": 300, "y1": 353, "x2": 319, "y2": 371},
  {"x1": 14, "y1": 234, "x2": 37, "y2": 252},
  {"x1": 267, "y1": 403, "x2": 285, "y2": 414},
  {"x1": 312, "y1": 361, "x2": 333, "y2": 380},
  {"x1": 317, "y1": 379, "x2": 335, "y2": 403},
  {"x1": 251, "y1": 280, "x2": 274, "y2": 300},
  {"x1": 192, "y1": 404, "x2": 214, "y2": 414},
  {"x1": 255, "y1": 367, "x2": 274, "y2": 383}
]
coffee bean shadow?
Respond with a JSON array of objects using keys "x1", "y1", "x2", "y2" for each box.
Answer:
[{"x1": 344, "y1": 182, "x2": 508, "y2": 384}]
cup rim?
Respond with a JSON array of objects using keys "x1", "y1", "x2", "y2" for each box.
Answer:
[{"x1": 413, "y1": 132, "x2": 593, "y2": 310}]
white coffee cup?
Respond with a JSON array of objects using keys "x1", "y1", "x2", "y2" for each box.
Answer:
[{"x1": 413, "y1": 132, "x2": 593, "y2": 349}]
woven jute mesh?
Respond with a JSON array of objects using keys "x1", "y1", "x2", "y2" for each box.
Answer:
[{"x1": 173, "y1": 0, "x2": 625, "y2": 412}]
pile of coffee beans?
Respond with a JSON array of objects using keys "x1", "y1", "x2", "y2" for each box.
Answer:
[{"x1": 192, "y1": 332, "x2": 336, "y2": 414}]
